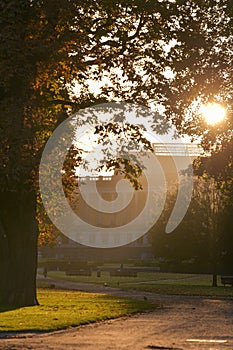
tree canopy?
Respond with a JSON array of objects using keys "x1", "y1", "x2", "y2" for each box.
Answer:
[{"x1": 1, "y1": 1, "x2": 232, "y2": 176}]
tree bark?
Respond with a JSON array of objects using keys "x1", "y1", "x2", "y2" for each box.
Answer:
[{"x1": 0, "y1": 191, "x2": 39, "y2": 307}]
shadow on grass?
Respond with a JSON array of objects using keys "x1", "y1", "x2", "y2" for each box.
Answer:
[{"x1": 0, "y1": 305, "x2": 22, "y2": 313}]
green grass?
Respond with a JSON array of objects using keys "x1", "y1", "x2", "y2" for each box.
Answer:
[
  {"x1": 42, "y1": 271, "x2": 233, "y2": 297},
  {"x1": 0, "y1": 289, "x2": 154, "y2": 332},
  {"x1": 45, "y1": 270, "x2": 196, "y2": 287},
  {"x1": 121, "y1": 282, "x2": 233, "y2": 297}
]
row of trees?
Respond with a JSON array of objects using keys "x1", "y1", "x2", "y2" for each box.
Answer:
[
  {"x1": 0, "y1": 0, "x2": 232, "y2": 306},
  {"x1": 150, "y1": 173, "x2": 233, "y2": 286}
]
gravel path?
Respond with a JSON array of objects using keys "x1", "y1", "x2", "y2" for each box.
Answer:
[{"x1": 1, "y1": 276, "x2": 233, "y2": 349}]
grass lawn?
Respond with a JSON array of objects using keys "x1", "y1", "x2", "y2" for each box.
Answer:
[
  {"x1": 0, "y1": 289, "x2": 154, "y2": 333},
  {"x1": 121, "y1": 283, "x2": 233, "y2": 297},
  {"x1": 45, "y1": 270, "x2": 196, "y2": 287},
  {"x1": 42, "y1": 271, "x2": 233, "y2": 297}
]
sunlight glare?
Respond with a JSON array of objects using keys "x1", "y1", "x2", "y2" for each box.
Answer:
[{"x1": 200, "y1": 102, "x2": 226, "y2": 125}]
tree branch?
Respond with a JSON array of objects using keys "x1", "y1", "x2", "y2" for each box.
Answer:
[{"x1": 128, "y1": 15, "x2": 144, "y2": 41}]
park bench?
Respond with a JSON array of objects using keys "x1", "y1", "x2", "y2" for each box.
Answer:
[
  {"x1": 64, "y1": 260, "x2": 92, "y2": 276},
  {"x1": 221, "y1": 275, "x2": 233, "y2": 286},
  {"x1": 110, "y1": 269, "x2": 137, "y2": 277}
]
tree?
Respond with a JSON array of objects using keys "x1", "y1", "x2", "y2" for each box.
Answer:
[
  {"x1": 0, "y1": 0, "x2": 158, "y2": 306},
  {"x1": 193, "y1": 176, "x2": 227, "y2": 287},
  {"x1": 150, "y1": 175, "x2": 229, "y2": 285},
  {"x1": 194, "y1": 143, "x2": 233, "y2": 280},
  {"x1": 0, "y1": 0, "x2": 67, "y2": 306},
  {"x1": 150, "y1": 179, "x2": 209, "y2": 267},
  {"x1": 1, "y1": 0, "x2": 232, "y2": 306}
]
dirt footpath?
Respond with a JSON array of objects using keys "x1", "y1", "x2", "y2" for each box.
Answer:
[{"x1": 1, "y1": 278, "x2": 233, "y2": 349}]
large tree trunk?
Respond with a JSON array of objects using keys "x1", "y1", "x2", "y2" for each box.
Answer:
[{"x1": 0, "y1": 191, "x2": 39, "y2": 307}]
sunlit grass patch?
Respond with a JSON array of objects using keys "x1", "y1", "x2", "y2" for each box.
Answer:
[{"x1": 0, "y1": 289, "x2": 155, "y2": 332}]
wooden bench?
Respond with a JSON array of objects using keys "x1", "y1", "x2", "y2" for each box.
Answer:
[
  {"x1": 110, "y1": 269, "x2": 137, "y2": 277},
  {"x1": 221, "y1": 275, "x2": 233, "y2": 286}
]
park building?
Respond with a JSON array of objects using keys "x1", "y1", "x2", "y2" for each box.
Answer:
[{"x1": 40, "y1": 142, "x2": 201, "y2": 262}]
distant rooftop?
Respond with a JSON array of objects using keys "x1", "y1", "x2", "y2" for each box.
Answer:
[
  {"x1": 152, "y1": 142, "x2": 201, "y2": 156},
  {"x1": 77, "y1": 142, "x2": 201, "y2": 180}
]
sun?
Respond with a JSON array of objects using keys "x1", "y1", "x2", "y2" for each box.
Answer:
[{"x1": 200, "y1": 102, "x2": 226, "y2": 126}]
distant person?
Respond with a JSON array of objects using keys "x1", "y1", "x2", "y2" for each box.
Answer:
[{"x1": 43, "y1": 266, "x2": 47, "y2": 278}]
